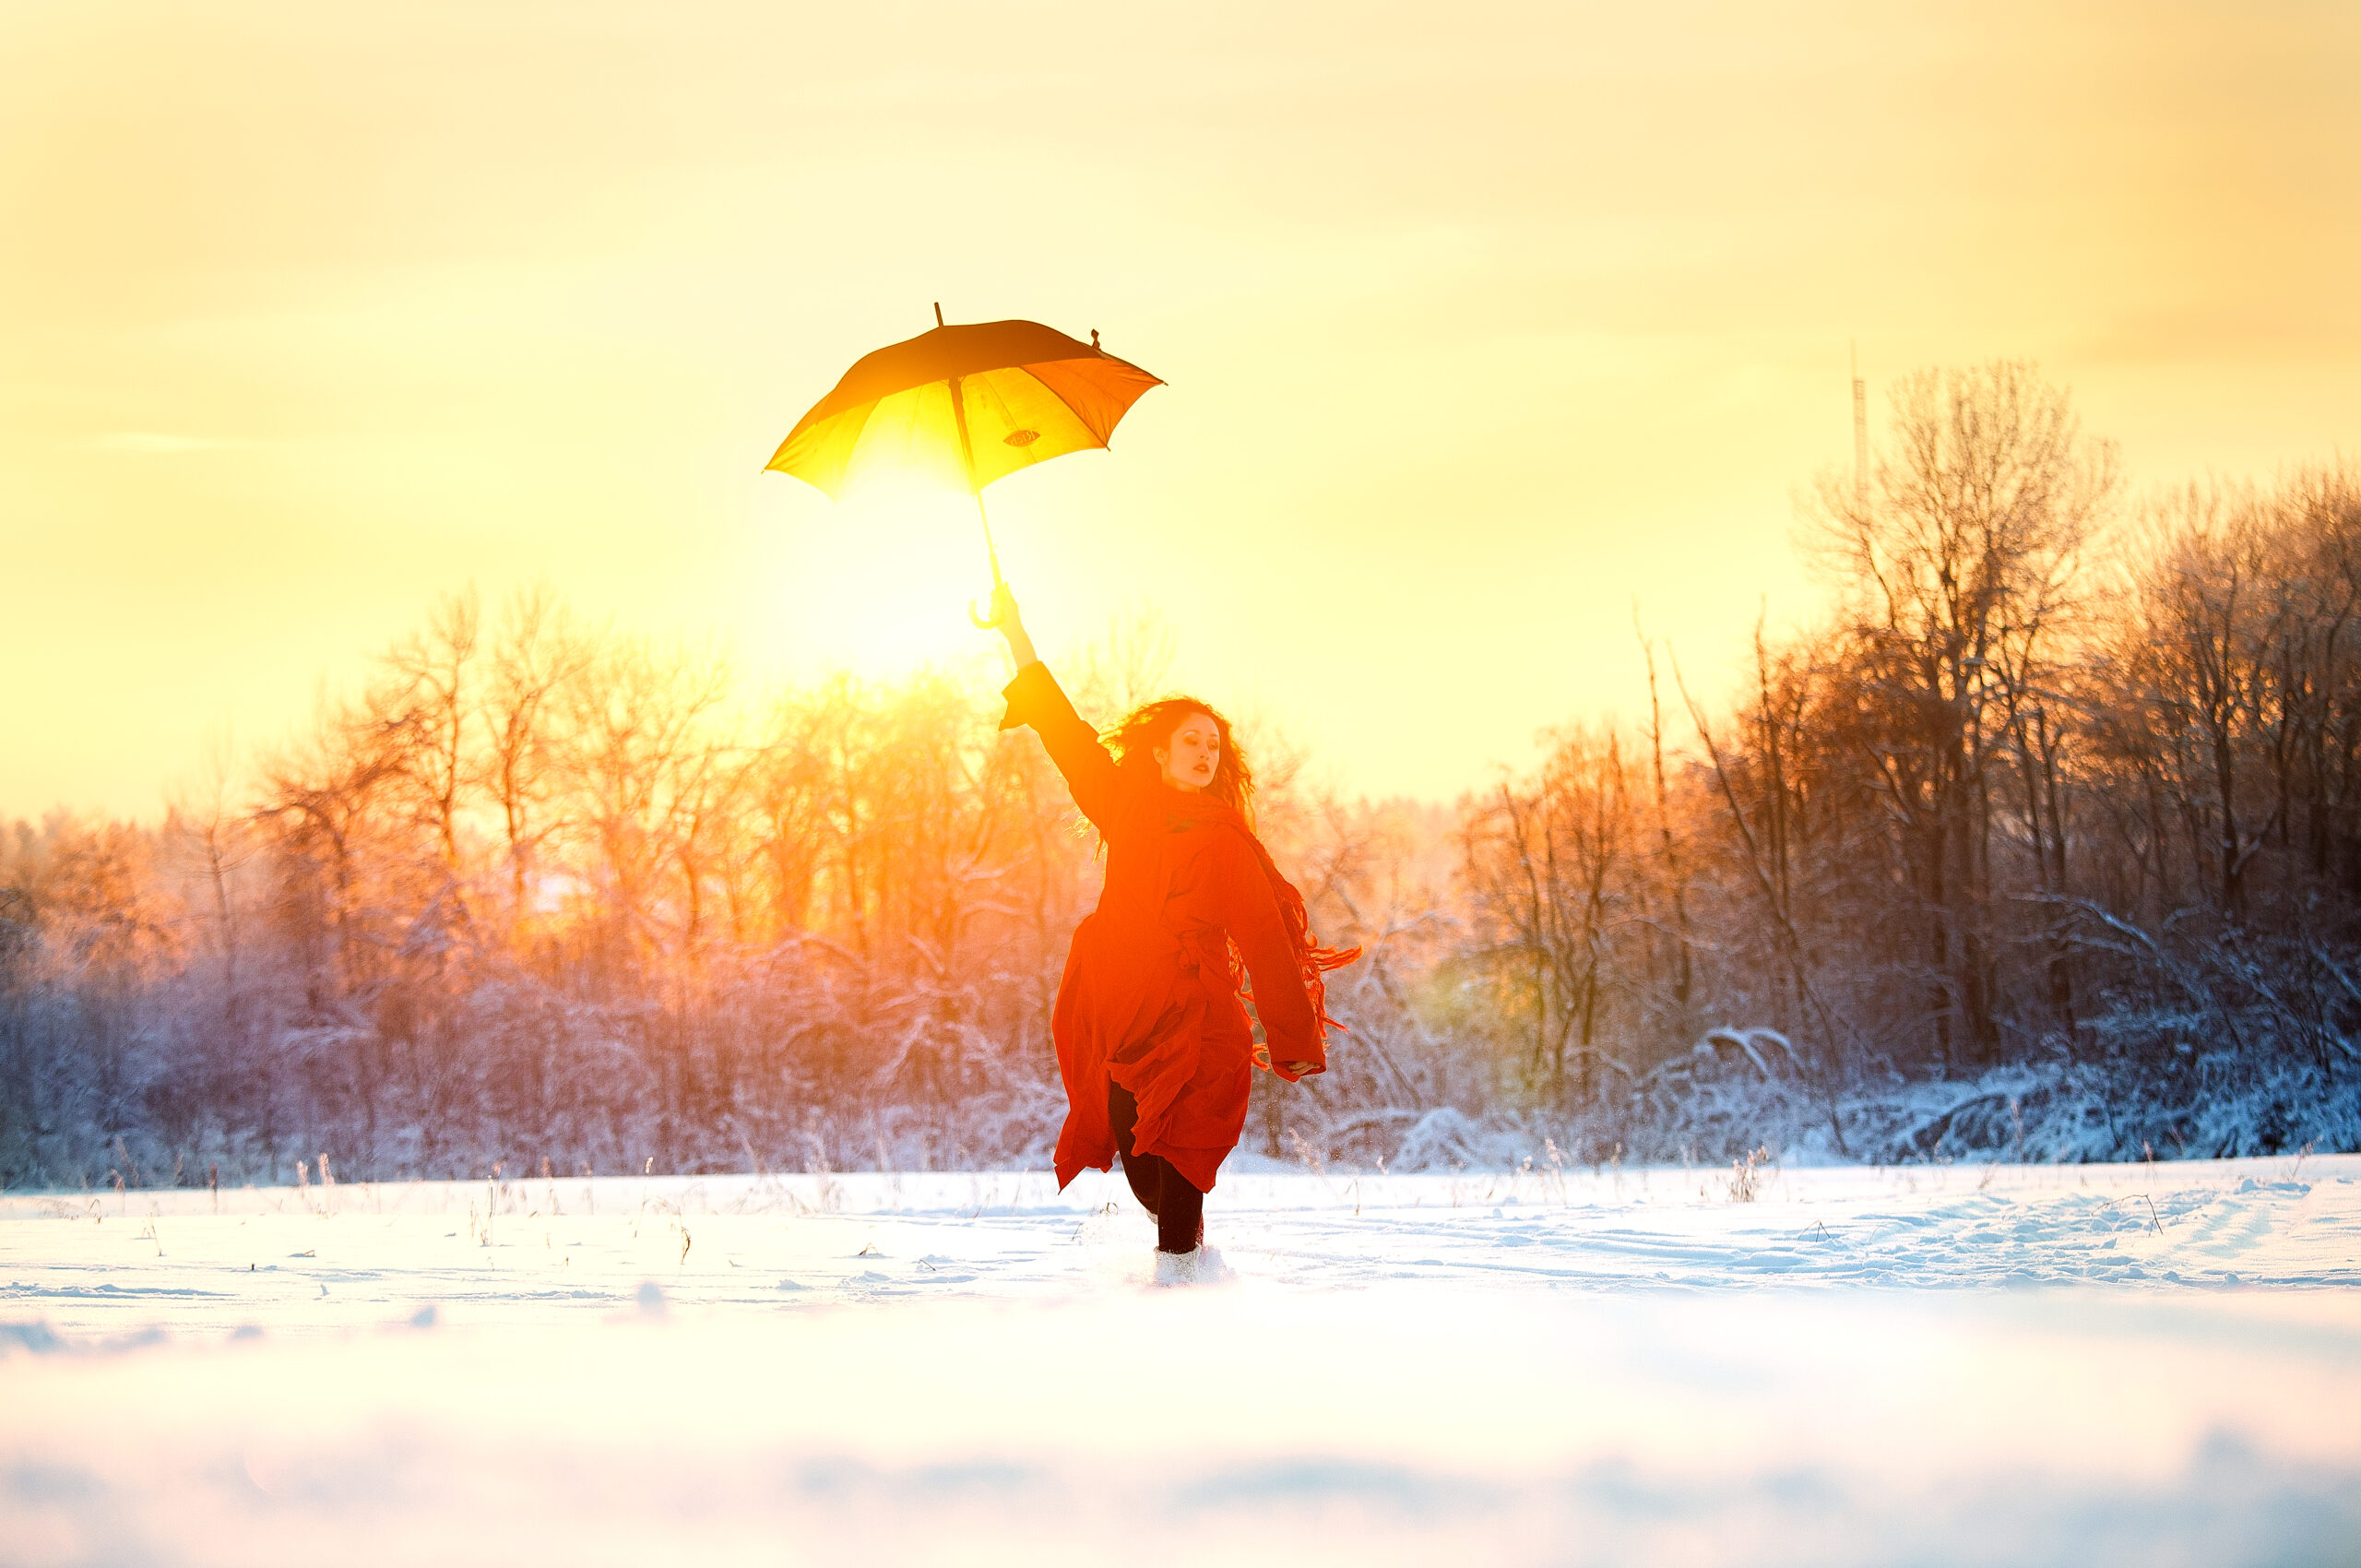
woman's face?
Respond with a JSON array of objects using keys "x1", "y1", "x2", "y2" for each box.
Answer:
[{"x1": 1156, "y1": 711, "x2": 1220, "y2": 793}]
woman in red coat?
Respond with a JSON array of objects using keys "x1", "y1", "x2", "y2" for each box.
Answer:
[{"x1": 986, "y1": 586, "x2": 1355, "y2": 1283}]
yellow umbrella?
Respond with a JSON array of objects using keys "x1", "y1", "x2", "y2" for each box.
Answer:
[{"x1": 765, "y1": 305, "x2": 1164, "y2": 622}]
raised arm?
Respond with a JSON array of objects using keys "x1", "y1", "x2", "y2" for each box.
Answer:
[
  {"x1": 984, "y1": 585, "x2": 1121, "y2": 830},
  {"x1": 984, "y1": 581, "x2": 1039, "y2": 671}
]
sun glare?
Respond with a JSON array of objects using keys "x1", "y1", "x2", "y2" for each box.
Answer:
[{"x1": 769, "y1": 478, "x2": 1007, "y2": 680}]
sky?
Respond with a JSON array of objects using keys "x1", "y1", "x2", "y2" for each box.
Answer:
[{"x1": 5, "y1": 0, "x2": 2358, "y2": 818}]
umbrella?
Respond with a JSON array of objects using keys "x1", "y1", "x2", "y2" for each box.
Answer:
[{"x1": 765, "y1": 305, "x2": 1163, "y2": 623}]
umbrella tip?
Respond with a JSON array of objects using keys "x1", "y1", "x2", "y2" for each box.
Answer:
[
  {"x1": 1091, "y1": 328, "x2": 1099, "y2": 349},
  {"x1": 934, "y1": 302, "x2": 944, "y2": 327}
]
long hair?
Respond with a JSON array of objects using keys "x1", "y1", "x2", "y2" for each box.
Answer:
[
  {"x1": 1105, "y1": 696, "x2": 1255, "y2": 823},
  {"x1": 1107, "y1": 693, "x2": 1357, "y2": 1039}
]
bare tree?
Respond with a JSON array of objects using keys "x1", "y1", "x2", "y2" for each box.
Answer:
[
  {"x1": 1463, "y1": 723, "x2": 1634, "y2": 1106},
  {"x1": 477, "y1": 587, "x2": 594, "y2": 937},
  {"x1": 1806, "y1": 360, "x2": 2117, "y2": 1067}
]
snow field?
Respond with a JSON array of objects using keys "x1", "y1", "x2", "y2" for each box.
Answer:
[
  {"x1": 6, "y1": 1157, "x2": 2354, "y2": 1334},
  {"x1": 5, "y1": 1158, "x2": 2360, "y2": 1565}
]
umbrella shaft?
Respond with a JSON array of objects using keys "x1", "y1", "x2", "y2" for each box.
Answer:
[
  {"x1": 975, "y1": 490, "x2": 1003, "y2": 588},
  {"x1": 947, "y1": 374, "x2": 1003, "y2": 588}
]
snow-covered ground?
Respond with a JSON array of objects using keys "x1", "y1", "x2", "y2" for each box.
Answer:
[{"x1": 6, "y1": 1157, "x2": 2360, "y2": 1565}]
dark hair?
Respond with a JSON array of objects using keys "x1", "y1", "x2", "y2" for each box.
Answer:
[{"x1": 1106, "y1": 696, "x2": 1254, "y2": 819}]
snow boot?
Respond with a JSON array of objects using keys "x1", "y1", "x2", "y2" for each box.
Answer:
[{"x1": 1151, "y1": 1244, "x2": 1234, "y2": 1287}]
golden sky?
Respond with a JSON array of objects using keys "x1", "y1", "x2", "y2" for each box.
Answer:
[{"x1": 5, "y1": 1, "x2": 2357, "y2": 817}]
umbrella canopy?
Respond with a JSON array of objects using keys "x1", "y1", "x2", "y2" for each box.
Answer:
[{"x1": 765, "y1": 318, "x2": 1164, "y2": 501}]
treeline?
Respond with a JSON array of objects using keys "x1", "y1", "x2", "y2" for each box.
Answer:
[
  {"x1": 0, "y1": 590, "x2": 1465, "y2": 1185},
  {"x1": 1457, "y1": 363, "x2": 2359, "y2": 1158},
  {"x1": 5, "y1": 362, "x2": 2357, "y2": 1186}
]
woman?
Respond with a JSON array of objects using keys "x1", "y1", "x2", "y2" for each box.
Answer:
[{"x1": 986, "y1": 585, "x2": 1356, "y2": 1284}]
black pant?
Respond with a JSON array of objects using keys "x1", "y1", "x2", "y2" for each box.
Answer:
[{"x1": 1107, "y1": 1081, "x2": 1204, "y2": 1254}]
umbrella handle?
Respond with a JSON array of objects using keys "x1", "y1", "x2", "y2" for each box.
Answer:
[{"x1": 967, "y1": 561, "x2": 1009, "y2": 630}]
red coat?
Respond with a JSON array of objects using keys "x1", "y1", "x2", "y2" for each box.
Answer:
[{"x1": 1003, "y1": 662, "x2": 1331, "y2": 1194}]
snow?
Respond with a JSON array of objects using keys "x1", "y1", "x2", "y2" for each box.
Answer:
[{"x1": 6, "y1": 1158, "x2": 2360, "y2": 1564}]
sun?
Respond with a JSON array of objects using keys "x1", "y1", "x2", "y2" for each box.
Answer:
[{"x1": 766, "y1": 477, "x2": 1006, "y2": 680}]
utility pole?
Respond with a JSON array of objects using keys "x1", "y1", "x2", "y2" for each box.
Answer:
[{"x1": 1851, "y1": 340, "x2": 1869, "y2": 499}]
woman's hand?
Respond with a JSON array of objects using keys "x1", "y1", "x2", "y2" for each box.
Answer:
[{"x1": 982, "y1": 582, "x2": 1038, "y2": 670}]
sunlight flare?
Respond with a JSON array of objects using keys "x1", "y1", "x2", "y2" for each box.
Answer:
[{"x1": 776, "y1": 479, "x2": 1007, "y2": 677}]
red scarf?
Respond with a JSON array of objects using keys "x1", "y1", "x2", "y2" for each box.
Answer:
[{"x1": 1157, "y1": 788, "x2": 1360, "y2": 1040}]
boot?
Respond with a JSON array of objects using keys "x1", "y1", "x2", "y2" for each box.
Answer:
[{"x1": 1151, "y1": 1243, "x2": 1234, "y2": 1287}]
